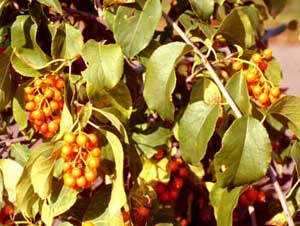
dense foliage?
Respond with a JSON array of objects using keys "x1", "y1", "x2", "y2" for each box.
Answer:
[{"x1": 0, "y1": 0, "x2": 299, "y2": 225}]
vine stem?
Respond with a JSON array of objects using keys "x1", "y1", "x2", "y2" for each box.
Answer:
[{"x1": 162, "y1": 11, "x2": 295, "y2": 226}]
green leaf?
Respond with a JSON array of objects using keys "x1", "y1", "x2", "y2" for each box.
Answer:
[
  {"x1": 11, "y1": 54, "x2": 41, "y2": 77},
  {"x1": 10, "y1": 143, "x2": 31, "y2": 167},
  {"x1": 214, "y1": 117, "x2": 272, "y2": 187},
  {"x1": 82, "y1": 40, "x2": 124, "y2": 90},
  {"x1": 189, "y1": 0, "x2": 214, "y2": 20},
  {"x1": 36, "y1": 0, "x2": 62, "y2": 14},
  {"x1": 98, "y1": 130, "x2": 126, "y2": 222},
  {"x1": 83, "y1": 185, "x2": 113, "y2": 224},
  {"x1": 138, "y1": 157, "x2": 169, "y2": 183},
  {"x1": 12, "y1": 83, "x2": 28, "y2": 130},
  {"x1": 0, "y1": 159, "x2": 23, "y2": 203},
  {"x1": 210, "y1": 185, "x2": 245, "y2": 226},
  {"x1": 225, "y1": 72, "x2": 251, "y2": 115},
  {"x1": 190, "y1": 78, "x2": 221, "y2": 104},
  {"x1": 132, "y1": 126, "x2": 172, "y2": 158},
  {"x1": 144, "y1": 42, "x2": 190, "y2": 121},
  {"x1": 216, "y1": 6, "x2": 262, "y2": 48},
  {"x1": 51, "y1": 23, "x2": 83, "y2": 60},
  {"x1": 267, "y1": 96, "x2": 300, "y2": 139},
  {"x1": 264, "y1": 58, "x2": 282, "y2": 85},
  {"x1": 31, "y1": 142, "x2": 62, "y2": 199},
  {"x1": 11, "y1": 15, "x2": 50, "y2": 69},
  {"x1": 58, "y1": 103, "x2": 73, "y2": 136},
  {"x1": 114, "y1": 0, "x2": 162, "y2": 58},
  {"x1": 0, "y1": 49, "x2": 13, "y2": 111},
  {"x1": 41, "y1": 184, "x2": 79, "y2": 226},
  {"x1": 291, "y1": 141, "x2": 300, "y2": 178},
  {"x1": 179, "y1": 101, "x2": 220, "y2": 164},
  {"x1": 89, "y1": 81, "x2": 132, "y2": 119}
]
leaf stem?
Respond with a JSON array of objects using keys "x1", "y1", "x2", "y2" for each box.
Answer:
[{"x1": 162, "y1": 11, "x2": 295, "y2": 226}]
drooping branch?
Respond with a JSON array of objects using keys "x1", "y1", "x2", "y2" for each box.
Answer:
[{"x1": 162, "y1": 11, "x2": 295, "y2": 226}]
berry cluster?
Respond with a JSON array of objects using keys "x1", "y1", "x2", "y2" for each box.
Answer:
[
  {"x1": 61, "y1": 132, "x2": 101, "y2": 189},
  {"x1": 239, "y1": 187, "x2": 265, "y2": 206},
  {"x1": 24, "y1": 75, "x2": 65, "y2": 139},
  {"x1": 154, "y1": 157, "x2": 188, "y2": 203},
  {"x1": 0, "y1": 203, "x2": 14, "y2": 225},
  {"x1": 232, "y1": 49, "x2": 281, "y2": 108}
]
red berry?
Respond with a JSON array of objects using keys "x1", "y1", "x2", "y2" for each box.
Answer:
[{"x1": 136, "y1": 206, "x2": 149, "y2": 218}]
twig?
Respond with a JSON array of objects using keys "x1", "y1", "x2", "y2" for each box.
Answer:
[
  {"x1": 162, "y1": 11, "x2": 295, "y2": 226},
  {"x1": 0, "y1": 136, "x2": 28, "y2": 146},
  {"x1": 162, "y1": 12, "x2": 242, "y2": 118},
  {"x1": 248, "y1": 205, "x2": 258, "y2": 226},
  {"x1": 269, "y1": 166, "x2": 295, "y2": 226},
  {"x1": 62, "y1": 6, "x2": 108, "y2": 29}
]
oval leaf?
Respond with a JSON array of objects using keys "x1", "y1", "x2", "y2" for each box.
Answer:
[
  {"x1": 144, "y1": 42, "x2": 190, "y2": 121},
  {"x1": 225, "y1": 72, "x2": 251, "y2": 115},
  {"x1": 0, "y1": 159, "x2": 23, "y2": 203},
  {"x1": 210, "y1": 185, "x2": 245, "y2": 226},
  {"x1": 267, "y1": 96, "x2": 300, "y2": 139},
  {"x1": 114, "y1": 0, "x2": 162, "y2": 58},
  {"x1": 82, "y1": 40, "x2": 124, "y2": 91},
  {"x1": 179, "y1": 101, "x2": 220, "y2": 164},
  {"x1": 214, "y1": 116, "x2": 272, "y2": 187}
]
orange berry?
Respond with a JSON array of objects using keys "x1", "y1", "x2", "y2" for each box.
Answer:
[
  {"x1": 24, "y1": 86, "x2": 34, "y2": 94},
  {"x1": 87, "y1": 133, "x2": 98, "y2": 148},
  {"x1": 64, "y1": 173, "x2": 76, "y2": 188},
  {"x1": 25, "y1": 101, "x2": 36, "y2": 111},
  {"x1": 251, "y1": 85, "x2": 262, "y2": 97},
  {"x1": 251, "y1": 53, "x2": 262, "y2": 63},
  {"x1": 269, "y1": 95, "x2": 278, "y2": 104},
  {"x1": 270, "y1": 87, "x2": 280, "y2": 98},
  {"x1": 71, "y1": 167, "x2": 82, "y2": 178},
  {"x1": 43, "y1": 106, "x2": 52, "y2": 117},
  {"x1": 44, "y1": 88, "x2": 54, "y2": 99},
  {"x1": 53, "y1": 89, "x2": 62, "y2": 101},
  {"x1": 76, "y1": 134, "x2": 88, "y2": 146},
  {"x1": 64, "y1": 132, "x2": 76, "y2": 144},
  {"x1": 180, "y1": 219, "x2": 188, "y2": 226},
  {"x1": 240, "y1": 193, "x2": 251, "y2": 206},
  {"x1": 244, "y1": 70, "x2": 258, "y2": 83},
  {"x1": 63, "y1": 162, "x2": 72, "y2": 172},
  {"x1": 258, "y1": 92, "x2": 270, "y2": 105},
  {"x1": 40, "y1": 123, "x2": 48, "y2": 133},
  {"x1": 61, "y1": 145, "x2": 73, "y2": 157},
  {"x1": 55, "y1": 78, "x2": 65, "y2": 89},
  {"x1": 34, "y1": 79, "x2": 42, "y2": 87},
  {"x1": 49, "y1": 100, "x2": 59, "y2": 111},
  {"x1": 232, "y1": 61, "x2": 243, "y2": 71},
  {"x1": 48, "y1": 120, "x2": 59, "y2": 132},
  {"x1": 43, "y1": 131, "x2": 55, "y2": 139},
  {"x1": 84, "y1": 168, "x2": 97, "y2": 182},
  {"x1": 90, "y1": 147, "x2": 101, "y2": 158},
  {"x1": 31, "y1": 109, "x2": 44, "y2": 120},
  {"x1": 76, "y1": 176, "x2": 87, "y2": 188},
  {"x1": 263, "y1": 48, "x2": 272, "y2": 60},
  {"x1": 87, "y1": 157, "x2": 100, "y2": 169}
]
